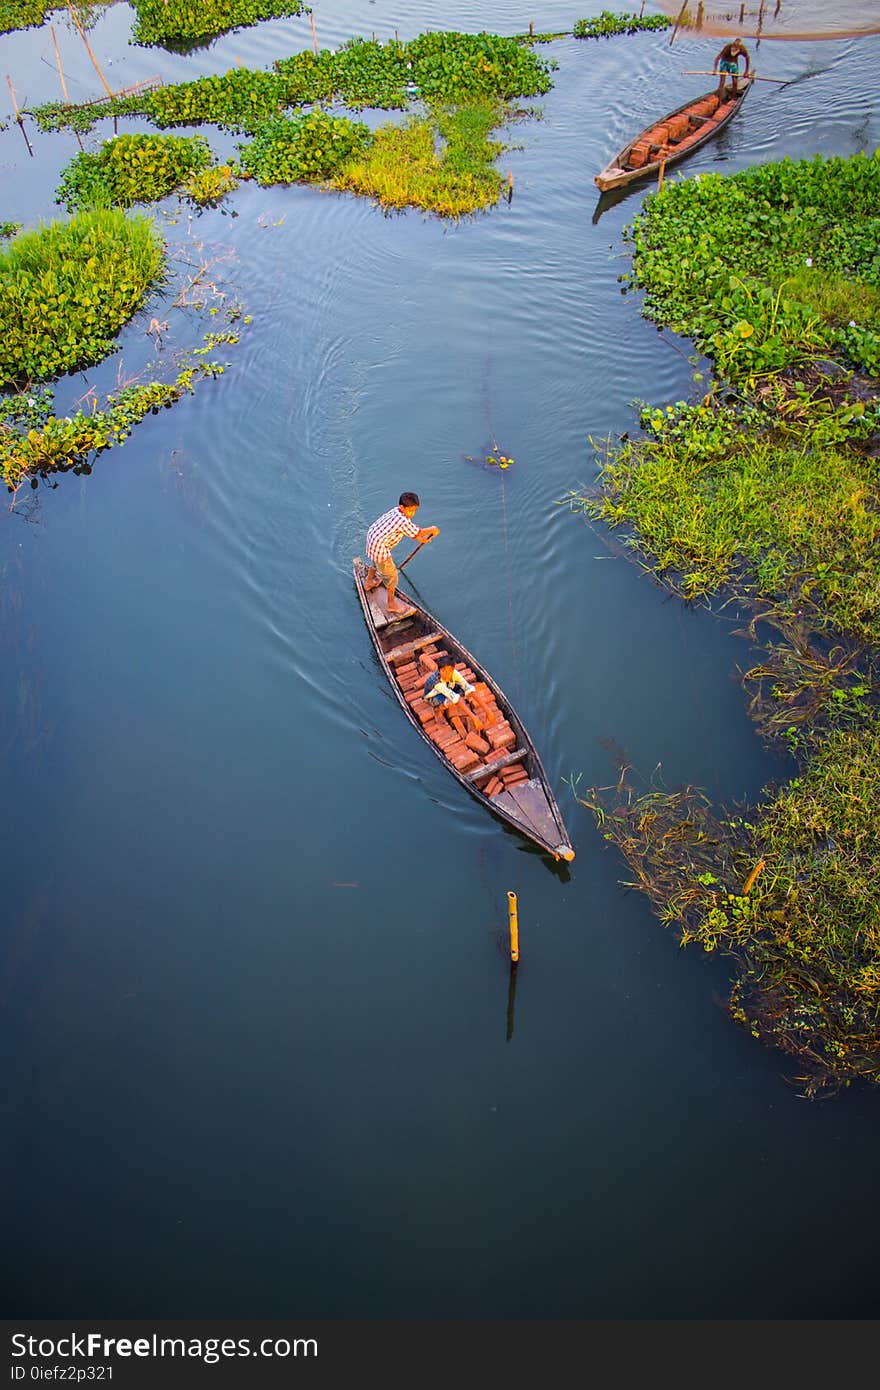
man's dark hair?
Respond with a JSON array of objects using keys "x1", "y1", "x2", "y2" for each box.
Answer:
[{"x1": 399, "y1": 491, "x2": 420, "y2": 508}]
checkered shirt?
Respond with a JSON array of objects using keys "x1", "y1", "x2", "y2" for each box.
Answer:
[{"x1": 366, "y1": 507, "x2": 420, "y2": 564}]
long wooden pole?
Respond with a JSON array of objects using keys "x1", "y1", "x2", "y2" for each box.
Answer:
[
  {"x1": 682, "y1": 70, "x2": 786, "y2": 81},
  {"x1": 398, "y1": 541, "x2": 425, "y2": 572},
  {"x1": 49, "y1": 25, "x2": 70, "y2": 104},
  {"x1": 310, "y1": 9, "x2": 318, "y2": 54},
  {"x1": 6, "y1": 74, "x2": 33, "y2": 155},
  {"x1": 6, "y1": 72, "x2": 21, "y2": 120},
  {"x1": 66, "y1": 1, "x2": 114, "y2": 98},
  {"x1": 669, "y1": 0, "x2": 690, "y2": 46}
]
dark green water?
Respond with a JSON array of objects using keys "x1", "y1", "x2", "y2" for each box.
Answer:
[{"x1": 2, "y1": 2, "x2": 879, "y2": 1318}]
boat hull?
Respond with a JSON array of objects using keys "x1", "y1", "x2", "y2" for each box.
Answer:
[
  {"x1": 353, "y1": 557, "x2": 575, "y2": 861},
  {"x1": 594, "y1": 81, "x2": 752, "y2": 191}
]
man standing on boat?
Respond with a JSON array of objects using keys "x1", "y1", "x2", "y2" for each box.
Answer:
[
  {"x1": 364, "y1": 491, "x2": 439, "y2": 618},
  {"x1": 714, "y1": 37, "x2": 750, "y2": 98}
]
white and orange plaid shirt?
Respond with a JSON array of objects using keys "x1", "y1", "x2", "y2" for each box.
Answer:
[{"x1": 366, "y1": 507, "x2": 420, "y2": 563}]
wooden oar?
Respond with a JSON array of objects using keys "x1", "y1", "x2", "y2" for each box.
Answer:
[
  {"x1": 398, "y1": 540, "x2": 426, "y2": 571},
  {"x1": 681, "y1": 70, "x2": 788, "y2": 82}
]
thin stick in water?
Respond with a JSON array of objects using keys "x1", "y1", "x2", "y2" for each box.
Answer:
[
  {"x1": 49, "y1": 25, "x2": 69, "y2": 104},
  {"x1": 66, "y1": 0, "x2": 114, "y2": 98}
]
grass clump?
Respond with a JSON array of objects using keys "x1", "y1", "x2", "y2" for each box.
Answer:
[
  {"x1": 0, "y1": 208, "x2": 163, "y2": 388},
  {"x1": 130, "y1": 0, "x2": 307, "y2": 47},
  {"x1": 56, "y1": 133, "x2": 212, "y2": 210},
  {"x1": 183, "y1": 162, "x2": 239, "y2": 206},
  {"x1": 573, "y1": 9, "x2": 671, "y2": 37},
  {"x1": 1, "y1": 222, "x2": 21, "y2": 239},
  {"x1": 332, "y1": 103, "x2": 505, "y2": 216},
  {"x1": 580, "y1": 395, "x2": 880, "y2": 639}
]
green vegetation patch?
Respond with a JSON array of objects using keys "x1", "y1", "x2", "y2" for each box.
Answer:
[
  {"x1": 627, "y1": 152, "x2": 880, "y2": 380},
  {"x1": 238, "y1": 109, "x2": 370, "y2": 184},
  {"x1": 0, "y1": 371, "x2": 200, "y2": 491},
  {"x1": 0, "y1": 222, "x2": 21, "y2": 239},
  {"x1": 580, "y1": 394, "x2": 880, "y2": 639},
  {"x1": 573, "y1": 9, "x2": 671, "y2": 37},
  {"x1": 183, "y1": 161, "x2": 239, "y2": 206},
  {"x1": 581, "y1": 716, "x2": 880, "y2": 1094},
  {"x1": 237, "y1": 99, "x2": 507, "y2": 217},
  {"x1": 332, "y1": 102, "x2": 505, "y2": 217},
  {"x1": 56, "y1": 133, "x2": 212, "y2": 210},
  {"x1": 147, "y1": 66, "x2": 289, "y2": 135},
  {"x1": 130, "y1": 0, "x2": 307, "y2": 47},
  {"x1": 0, "y1": 0, "x2": 62, "y2": 35},
  {"x1": 29, "y1": 31, "x2": 553, "y2": 135},
  {"x1": 0, "y1": 208, "x2": 163, "y2": 388},
  {"x1": 572, "y1": 149, "x2": 880, "y2": 1094},
  {"x1": 0, "y1": 0, "x2": 112, "y2": 35}
]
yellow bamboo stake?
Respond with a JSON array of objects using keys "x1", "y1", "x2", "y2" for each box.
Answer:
[
  {"x1": 66, "y1": 1, "x2": 113, "y2": 98},
  {"x1": 669, "y1": 0, "x2": 690, "y2": 45},
  {"x1": 658, "y1": 157, "x2": 666, "y2": 189},
  {"x1": 6, "y1": 74, "x2": 33, "y2": 154},
  {"x1": 508, "y1": 892, "x2": 519, "y2": 963},
  {"x1": 6, "y1": 73, "x2": 21, "y2": 121},
  {"x1": 49, "y1": 25, "x2": 70, "y2": 104},
  {"x1": 310, "y1": 10, "x2": 318, "y2": 54}
]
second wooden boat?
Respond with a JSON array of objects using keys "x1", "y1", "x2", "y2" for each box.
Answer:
[
  {"x1": 594, "y1": 81, "x2": 752, "y2": 192},
  {"x1": 353, "y1": 557, "x2": 575, "y2": 862}
]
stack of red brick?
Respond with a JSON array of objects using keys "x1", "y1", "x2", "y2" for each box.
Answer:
[
  {"x1": 388, "y1": 643, "x2": 528, "y2": 794},
  {"x1": 627, "y1": 92, "x2": 729, "y2": 169}
]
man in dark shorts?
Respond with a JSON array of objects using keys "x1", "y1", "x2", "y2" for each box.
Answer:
[{"x1": 714, "y1": 38, "x2": 750, "y2": 98}]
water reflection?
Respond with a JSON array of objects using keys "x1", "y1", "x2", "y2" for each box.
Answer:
[{"x1": 654, "y1": 0, "x2": 880, "y2": 39}]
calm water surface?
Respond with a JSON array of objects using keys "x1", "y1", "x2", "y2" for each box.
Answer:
[{"x1": 2, "y1": 2, "x2": 880, "y2": 1318}]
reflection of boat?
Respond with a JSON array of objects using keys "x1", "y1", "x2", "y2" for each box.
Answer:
[
  {"x1": 594, "y1": 81, "x2": 752, "y2": 191},
  {"x1": 353, "y1": 557, "x2": 575, "y2": 862},
  {"x1": 591, "y1": 180, "x2": 641, "y2": 224}
]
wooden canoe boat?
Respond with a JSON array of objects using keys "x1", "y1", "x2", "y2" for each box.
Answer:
[
  {"x1": 353, "y1": 557, "x2": 575, "y2": 862},
  {"x1": 594, "y1": 80, "x2": 752, "y2": 192}
]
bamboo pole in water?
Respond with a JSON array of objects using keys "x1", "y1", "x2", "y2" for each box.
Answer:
[
  {"x1": 49, "y1": 25, "x2": 70, "y2": 104},
  {"x1": 6, "y1": 74, "x2": 33, "y2": 155},
  {"x1": 669, "y1": 0, "x2": 690, "y2": 45},
  {"x1": 66, "y1": 1, "x2": 113, "y2": 98}
]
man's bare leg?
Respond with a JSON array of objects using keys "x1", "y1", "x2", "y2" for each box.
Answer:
[
  {"x1": 365, "y1": 564, "x2": 380, "y2": 592},
  {"x1": 386, "y1": 575, "x2": 411, "y2": 616}
]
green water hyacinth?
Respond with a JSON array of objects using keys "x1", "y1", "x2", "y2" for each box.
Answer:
[
  {"x1": 627, "y1": 152, "x2": 880, "y2": 382},
  {"x1": 573, "y1": 10, "x2": 670, "y2": 38},
  {"x1": 0, "y1": 1, "x2": 71, "y2": 35},
  {"x1": 130, "y1": 0, "x2": 308, "y2": 47},
  {"x1": 239, "y1": 110, "x2": 371, "y2": 185},
  {"x1": 0, "y1": 208, "x2": 163, "y2": 388},
  {"x1": 56, "y1": 133, "x2": 212, "y2": 210},
  {"x1": 29, "y1": 30, "x2": 554, "y2": 134}
]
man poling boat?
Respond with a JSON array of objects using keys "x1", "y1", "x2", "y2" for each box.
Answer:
[{"x1": 594, "y1": 79, "x2": 753, "y2": 192}]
